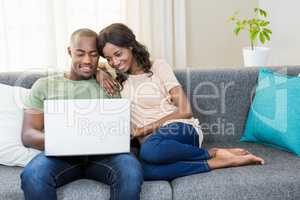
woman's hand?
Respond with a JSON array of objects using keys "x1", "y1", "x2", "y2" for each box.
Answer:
[{"x1": 96, "y1": 68, "x2": 119, "y2": 96}]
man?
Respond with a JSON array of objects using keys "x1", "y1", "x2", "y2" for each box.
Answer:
[{"x1": 20, "y1": 29, "x2": 143, "y2": 200}]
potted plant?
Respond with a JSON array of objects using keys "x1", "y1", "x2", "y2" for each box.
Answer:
[{"x1": 229, "y1": 8, "x2": 272, "y2": 66}]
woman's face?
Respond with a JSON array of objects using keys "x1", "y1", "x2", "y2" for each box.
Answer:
[{"x1": 102, "y1": 42, "x2": 134, "y2": 73}]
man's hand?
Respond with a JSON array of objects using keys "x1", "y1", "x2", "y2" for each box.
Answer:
[{"x1": 96, "y1": 68, "x2": 119, "y2": 96}]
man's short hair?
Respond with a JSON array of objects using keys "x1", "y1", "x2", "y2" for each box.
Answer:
[{"x1": 70, "y1": 28, "x2": 97, "y2": 47}]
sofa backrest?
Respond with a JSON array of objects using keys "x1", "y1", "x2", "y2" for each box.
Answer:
[
  {"x1": 0, "y1": 71, "x2": 48, "y2": 88},
  {"x1": 175, "y1": 66, "x2": 300, "y2": 145},
  {"x1": 1, "y1": 66, "x2": 300, "y2": 145}
]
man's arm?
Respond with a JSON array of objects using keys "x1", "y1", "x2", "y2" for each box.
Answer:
[{"x1": 21, "y1": 109, "x2": 45, "y2": 151}]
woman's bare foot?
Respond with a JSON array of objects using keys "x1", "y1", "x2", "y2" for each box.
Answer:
[
  {"x1": 207, "y1": 149, "x2": 264, "y2": 170},
  {"x1": 234, "y1": 154, "x2": 265, "y2": 166},
  {"x1": 208, "y1": 148, "x2": 249, "y2": 158},
  {"x1": 226, "y1": 148, "x2": 250, "y2": 156},
  {"x1": 208, "y1": 148, "x2": 219, "y2": 158}
]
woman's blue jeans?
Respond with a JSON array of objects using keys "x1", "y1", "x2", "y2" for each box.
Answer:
[
  {"x1": 140, "y1": 122, "x2": 211, "y2": 181},
  {"x1": 21, "y1": 153, "x2": 143, "y2": 200}
]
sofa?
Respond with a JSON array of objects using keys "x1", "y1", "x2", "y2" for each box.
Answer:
[{"x1": 0, "y1": 66, "x2": 300, "y2": 200}]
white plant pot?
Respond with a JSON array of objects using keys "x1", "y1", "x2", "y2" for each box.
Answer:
[{"x1": 243, "y1": 47, "x2": 270, "y2": 67}]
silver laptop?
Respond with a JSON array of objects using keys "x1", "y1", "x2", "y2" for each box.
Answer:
[{"x1": 44, "y1": 99, "x2": 130, "y2": 156}]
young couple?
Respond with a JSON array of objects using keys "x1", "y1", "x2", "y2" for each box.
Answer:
[{"x1": 21, "y1": 23, "x2": 264, "y2": 200}]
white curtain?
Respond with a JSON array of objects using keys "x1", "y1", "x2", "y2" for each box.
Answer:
[
  {"x1": 125, "y1": 0, "x2": 187, "y2": 68},
  {"x1": 0, "y1": 0, "x2": 187, "y2": 71},
  {"x1": 0, "y1": 0, "x2": 125, "y2": 71}
]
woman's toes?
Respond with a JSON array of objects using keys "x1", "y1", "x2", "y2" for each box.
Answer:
[
  {"x1": 227, "y1": 148, "x2": 250, "y2": 156},
  {"x1": 242, "y1": 154, "x2": 265, "y2": 165}
]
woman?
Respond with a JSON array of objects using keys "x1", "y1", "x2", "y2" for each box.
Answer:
[{"x1": 96, "y1": 23, "x2": 264, "y2": 181}]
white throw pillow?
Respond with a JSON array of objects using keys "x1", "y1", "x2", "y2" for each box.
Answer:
[{"x1": 0, "y1": 83, "x2": 40, "y2": 167}]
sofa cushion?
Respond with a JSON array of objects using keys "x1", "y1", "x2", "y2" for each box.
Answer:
[
  {"x1": 241, "y1": 68, "x2": 300, "y2": 156},
  {"x1": 58, "y1": 179, "x2": 172, "y2": 200},
  {"x1": 0, "y1": 165, "x2": 172, "y2": 200},
  {"x1": 0, "y1": 166, "x2": 24, "y2": 200},
  {"x1": 0, "y1": 84, "x2": 40, "y2": 167},
  {"x1": 171, "y1": 143, "x2": 300, "y2": 200}
]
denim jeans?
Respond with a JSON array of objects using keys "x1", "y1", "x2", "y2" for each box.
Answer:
[
  {"x1": 21, "y1": 153, "x2": 143, "y2": 200},
  {"x1": 140, "y1": 122, "x2": 211, "y2": 181}
]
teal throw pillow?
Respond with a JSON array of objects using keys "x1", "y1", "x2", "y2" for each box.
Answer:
[{"x1": 241, "y1": 68, "x2": 300, "y2": 156}]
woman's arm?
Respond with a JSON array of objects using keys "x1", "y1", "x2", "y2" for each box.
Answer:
[
  {"x1": 133, "y1": 85, "x2": 193, "y2": 138},
  {"x1": 95, "y1": 68, "x2": 119, "y2": 96}
]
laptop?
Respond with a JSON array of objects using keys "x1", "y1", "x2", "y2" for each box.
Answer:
[{"x1": 44, "y1": 99, "x2": 130, "y2": 156}]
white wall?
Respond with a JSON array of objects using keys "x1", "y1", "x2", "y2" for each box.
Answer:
[
  {"x1": 259, "y1": 0, "x2": 300, "y2": 66},
  {"x1": 186, "y1": 0, "x2": 258, "y2": 67}
]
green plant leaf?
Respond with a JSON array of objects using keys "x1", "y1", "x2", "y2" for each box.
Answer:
[
  {"x1": 251, "y1": 19, "x2": 256, "y2": 24},
  {"x1": 234, "y1": 27, "x2": 241, "y2": 35},
  {"x1": 260, "y1": 21, "x2": 270, "y2": 26},
  {"x1": 228, "y1": 16, "x2": 235, "y2": 21},
  {"x1": 263, "y1": 31, "x2": 270, "y2": 41},
  {"x1": 263, "y1": 28, "x2": 272, "y2": 34},
  {"x1": 259, "y1": 9, "x2": 267, "y2": 17},
  {"x1": 228, "y1": 7, "x2": 271, "y2": 45},
  {"x1": 259, "y1": 32, "x2": 266, "y2": 44},
  {"x1": 228, "y1": 11, "x2": 240, "y2": 22},
  {"x1": 250, "y1": 30, "x2": 259, "y2": 41},
  {"x1": 251, "y1": 19, "x2": 261, "y2": 28}
]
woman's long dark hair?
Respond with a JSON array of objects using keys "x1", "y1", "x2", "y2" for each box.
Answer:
[{"x1": 97, "y1": 23, "x2": 152, "y2": 86}]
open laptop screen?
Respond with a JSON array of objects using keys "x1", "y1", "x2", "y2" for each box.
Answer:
[{"x1": 44, "y1": 99, "x2": 130, "y2": 156}]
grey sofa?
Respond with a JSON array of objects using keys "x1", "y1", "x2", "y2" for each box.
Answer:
[{"x1": 0, "y1": 66, "x2": 300, "y2": 200}]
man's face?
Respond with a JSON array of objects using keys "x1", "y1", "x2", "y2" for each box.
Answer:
[{"x1": 68, "y1": 36, "x2": 99, "y2": 80}]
